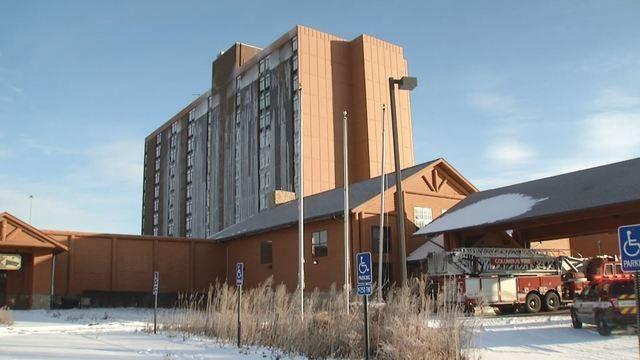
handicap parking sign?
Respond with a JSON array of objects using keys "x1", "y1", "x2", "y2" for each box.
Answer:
[
  {"x1": 236, "y1": 262, "x2": 244, "y2": 286},
  {"x1": 357, "y1": 283, "x2": 372, "y2": 296},
  {"x1": 618, "y1": 225, "x2": 640, "y2": 272},
  {"x1": 356, "y1": 252, "x2": 372, "y2": 296}
]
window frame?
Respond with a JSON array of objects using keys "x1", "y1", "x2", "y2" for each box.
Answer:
[{"x1": 312, "y1": 230, "x2": 328, "y2": 257}]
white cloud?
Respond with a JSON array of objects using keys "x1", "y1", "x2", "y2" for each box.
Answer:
[
  {"x1": 474, "y1": 111, "x2": 640, "y2": 190},
  {"x1": 595, "y1": 88, "x2": 640, "y2": 110},
  {"x1": 0, "y1": 188, "x2": 110, "y2": 232},
  {"x1": 485, "y1": 139, "x2": 536, "y2": 166},
  {"x1": 89, "y1": 140, "x2": 143, "y2": 184},
  {"x1": 468, "y1": 92, "x2": 517, "y2": 115},
  {"x1": 583, "y1": 112, "x2": 640, "y2": 160}
]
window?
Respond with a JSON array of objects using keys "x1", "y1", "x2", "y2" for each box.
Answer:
[
  {"x1": 154, "y1": 171, "x2": 160, "y2": 184},
  {"x1": 155, "y1": 158, "x2": 160, "y2": 170},
  {"x1": 292, "y1": 36, "x2": 298, "y2": 52},
  {"x1": 189, "y1": 108, "x2": 195, "y2": 121},
  {"x1": 155, "y1": 145, "x2": 161, "y2": 157},
  {"x1": 168, "y1": 222, "x2": 174, "y2": 236},
  {"x1": 154, "y1": 185, "x2": 160, "y2": 198},
  {"x1": 186, "y1": 199, "x2": 193, "y2": 215},
  {"x1": 153, "y1": 213, "x2": 158, "y2": 226},
  {"x1": 312, "y1": 230, "x2": 328, "y2": 257},
  {"x1": 188, "y1": 138, "x2": 194, "y2": 152},
  {"x1": 171, "y1": 121, "x2": 178, "y2": 133},
  {"x1": 188, "y1": 122, "x2": 195, "y2": 136},
  {"x1": 604, "y1": 263, "x2": 614, "y2": 276},
  {"x1": 187, "y1": 152, "x2": 194, "y2": 167},
  {"x1": 292, "y1": 54, "x2": 298, "y2": 71},
  {"x1": 371, "y1": 226, "x2": 391, "y2": 253},
  {"x1": 186, "y1": 184, "x2": 193, "y2": 199},
  {"x1": 156, "y1": 132, "x2": 162, "y2": 143},
  {"x1": 261, "y1": 240, "x2": 273, "y2": 264},
  {"x1": 153, "y1": 227, "x2": 159, "y2": 236},
  {"x1": 153, "y1": 198, "x2": 159, "y2": 212},
  {"x1": 186, "y1": 215, "x2": 193, "y2": 236},
  {"x1": 187, "y1": 168, "x2": 193, "y2": 183},
  {"x1": 414, "y1": 207, "x2": 433, "y2": 228}
]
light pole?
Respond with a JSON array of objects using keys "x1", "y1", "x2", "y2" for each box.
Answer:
[
  {"x1": 28, "y1": 195, "x2": 34, "y2": 224},
  {"x1": 297, "y1": 84, "x2": 305, "y2": 321},
  {"x1": 343, "y1": 110, "x2": 350, "y2": 314},
  {"x1": 388, "y1": 76, "x2": 417, "y2": 286}
]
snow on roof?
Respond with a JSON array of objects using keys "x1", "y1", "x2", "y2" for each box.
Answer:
[
  {"x1": 407, "y1": 234, "x2": 444, "y2": 261},
  {"x1": 414, "y1": 193, "x2": 548, "y2": 236}
]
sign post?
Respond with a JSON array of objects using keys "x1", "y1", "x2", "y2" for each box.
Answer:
[
  {"x1": 236, "y1": 262, "x2": 244, "y2": 348},
  {"x1": 356, "y1": 252, "x2": 372, "y2": 360},
  {"x1": 618, "y1": 225, "x2": 640, "y2": 355},
  {"x1": 152, "y1": 271, "x2": 159, "y2": 334}
]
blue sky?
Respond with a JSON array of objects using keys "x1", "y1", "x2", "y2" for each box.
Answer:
[{"x1": 1, "y1": 1, "x2": 639, "y2": 234}]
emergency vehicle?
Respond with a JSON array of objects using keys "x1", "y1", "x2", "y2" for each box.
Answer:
[
  {"x1": 424, "y1": 247, "x2": 623, "y2": 314},
  {"x1": 571, "y1": 278, "x2": 636, "y2": 336}
]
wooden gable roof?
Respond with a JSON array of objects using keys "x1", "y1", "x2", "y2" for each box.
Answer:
[{"x1": 0, "y1": 212, "x2": 68, "y2": 253}]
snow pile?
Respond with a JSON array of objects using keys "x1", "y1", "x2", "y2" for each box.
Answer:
[
  {"x1": 415, "y1": 193, "x2": 548, "y2": 235},
  {"x1": 407, "y1": 234, "x2": 444, "y2": 261}
]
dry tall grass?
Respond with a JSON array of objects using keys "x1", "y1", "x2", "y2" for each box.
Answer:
[
  {"x1": 0, "y1": 306, "x2": 13, "y2": 326},
  {"x1": 161, "y1": 277, "x2": 476, "y2": 359}
]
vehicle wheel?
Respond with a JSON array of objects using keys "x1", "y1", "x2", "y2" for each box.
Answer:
[
  {"x1": 463, "y1": 303, "x2": 475, "y2": 315},
  {"x1": 570, "y1": 308, "x2": 582, "y2": 329},
  {"x1": 496, "y1": 305, "x2": 517, "y2": 315},
  {"x1": 525, "y1": 293, "x2": 542, "y2": 313},
  {"x1": 543, "y1": 292, "x2": 560, "y2": 312},
  {"x1": 596, "y1": 313, "x2": 612, "y2": 336}
]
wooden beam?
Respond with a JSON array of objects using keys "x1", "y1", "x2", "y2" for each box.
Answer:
[
  {"x1": 5, "y1": 227, "x2": 21, "y2": 242},
  {"x1": 437, "y1": 177, "x2": 447, "y2": 191},
  {"x1": 421, "y1": 175, "x2": 436, "y2": 192},
  {"x1": 432, "y1": 169, "x2": 438, "y2": 193}
]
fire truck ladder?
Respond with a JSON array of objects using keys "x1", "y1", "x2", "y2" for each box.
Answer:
[{"x1": 450, "y1": 248, "x2": 562, "y2": 275}]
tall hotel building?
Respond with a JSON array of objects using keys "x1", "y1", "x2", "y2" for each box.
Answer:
[{"x1": 142, "y1": 25, "x2": 415, "y2": 237}]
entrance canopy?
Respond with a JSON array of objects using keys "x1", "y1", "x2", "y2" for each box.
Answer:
[
  {"x1": 0, "y1": 212, "x2": 68, "y2": 254},
  {"x1": 414, "y1": 157, "x2": 640, "y2": 244}
]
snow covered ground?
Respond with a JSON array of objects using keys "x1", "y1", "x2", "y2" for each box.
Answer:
[
  {"x1": 0, "y1": 308, "x2": 281, "y2": 359},
  {"x1": 474, "y1": 314, "x2": 637, "y2": 360},
  {"x1": 0, "y1": 308, "x2": 637, "y2": 359}
]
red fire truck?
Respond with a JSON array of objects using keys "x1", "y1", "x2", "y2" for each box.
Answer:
[{"x1": 424, "y1": 248, "x2": 625, "y2": 314}]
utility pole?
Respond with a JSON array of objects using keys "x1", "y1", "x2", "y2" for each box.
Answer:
[
  {"x1": 28, "y1": 195, "x2": 34, "y2": 224},
  {"x1": 343, "y1": 110, "x2": 350, "y2": 314},
  {"x1": 297, "y1": 84, "x2": 305, "y2": 321},
  {"x1": 378, "y1": 105, "x2": 386, "y2": 302},
  {"x1": 388, "y1": 76, "x2": 417, "y2": 286}
]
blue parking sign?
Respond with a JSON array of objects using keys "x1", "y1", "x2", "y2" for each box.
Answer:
[
  {"x1": 356, "y1": 252, "x2": 372, "y2": 296},
  {"x1": 618, "y1": 225, "x2": 640, "y2": 272},
  {"x1": 236, "y1": 262, "x2": 244, "y2": 286}
]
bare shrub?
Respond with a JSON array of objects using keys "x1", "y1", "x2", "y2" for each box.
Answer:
[
  {"x1": 160, "y1": 277, "x2": 476, "y2": 359},
  {"x1": 0, "y1": 306, "x2": 14, "y2": 326}
]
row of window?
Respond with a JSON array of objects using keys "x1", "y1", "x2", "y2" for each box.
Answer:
[
  {"x1": 167, "y1": 117, "x2": 179, "y2": 237},
  {"x1": 152, "y1": 132, "x2": 162, "y2": 236},
  {"x1": 185, "y1": 108, "x2": 196, "y2": 237}
]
